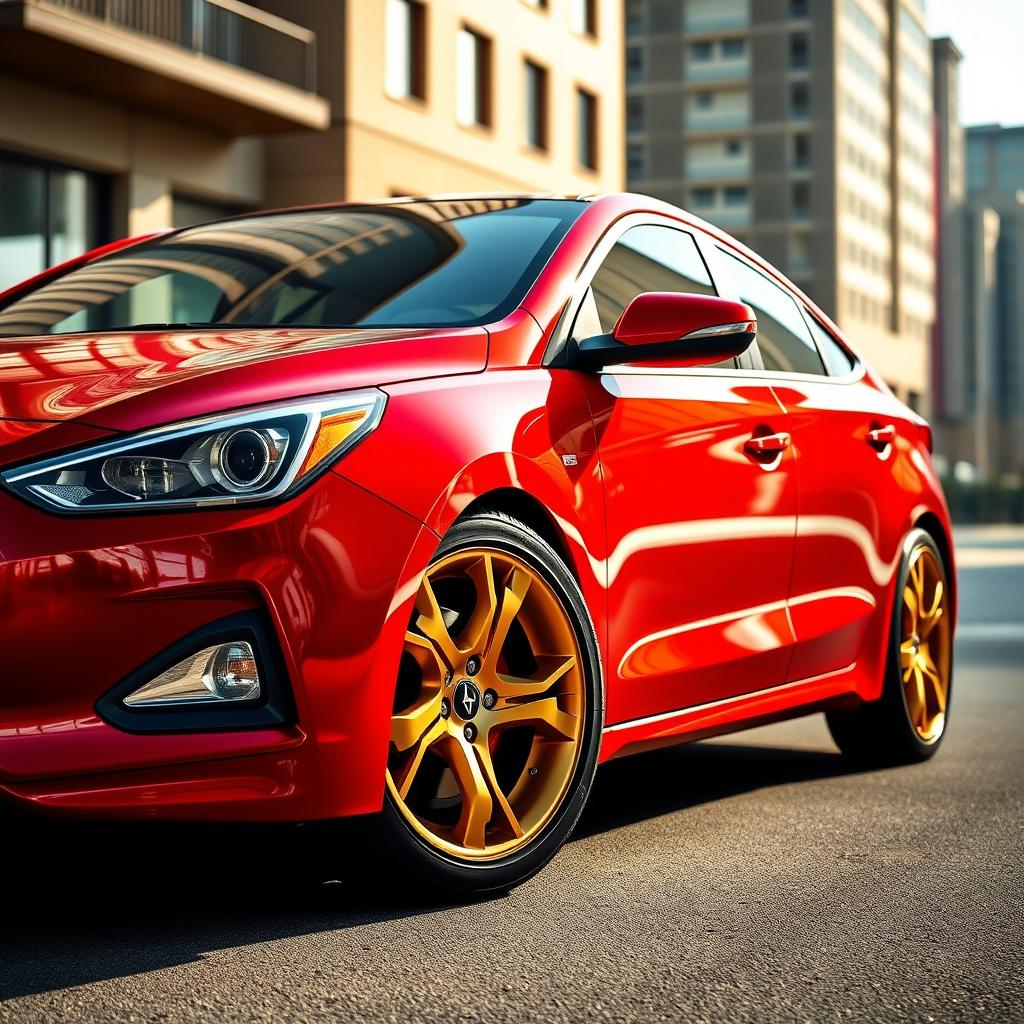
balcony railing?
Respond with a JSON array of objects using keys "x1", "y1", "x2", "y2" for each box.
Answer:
[{"x1": 43, "y1": 0, "x2": 316, "y2": 91}]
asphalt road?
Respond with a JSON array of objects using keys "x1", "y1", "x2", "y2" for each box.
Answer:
[{"x1": 2, "y1": 528, "x2": 1022, "y2": 1024}]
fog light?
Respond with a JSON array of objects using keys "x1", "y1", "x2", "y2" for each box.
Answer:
[{"x1": 124, "y1": 641, "x2": 261, "y2": 708}]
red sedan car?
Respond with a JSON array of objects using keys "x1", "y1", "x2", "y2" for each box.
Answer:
[{"x1": 0, "y1": 194, "x2": 954, "y2": 895}]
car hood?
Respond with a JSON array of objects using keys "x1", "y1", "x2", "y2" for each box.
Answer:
[{"x1": 0, "y1": 325, "x2": 488, "y2": 436}]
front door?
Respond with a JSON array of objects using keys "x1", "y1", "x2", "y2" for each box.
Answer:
[{"x1": 576, "y1": 222, "x2": 799, "y2": 727}]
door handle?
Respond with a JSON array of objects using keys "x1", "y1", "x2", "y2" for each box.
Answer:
[
  {"x1": 866, "y1": 424, "x2": 896, "y2": 451},
  {"x1": 744, "y1": 432, "x2": 790, "y2": 456}
]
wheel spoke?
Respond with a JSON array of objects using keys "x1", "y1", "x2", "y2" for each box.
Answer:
[
  {"x1": 483, "y1": 567, "x2": 533, "y2": 671},
  {"x1": 414, "y1": 574, "x2": 459, "y2": 668},
  {"x1": 924, "y1": 578, "x2": 944, "y2": 620},
  {"x1": 899, "y1": 638, "x2": 917, "y2": 670},
  {"x1": 393, "y1": 717, "x2": 447, "y2": 800},
  {"x1": 443, "y1": 736, "x2": 493, "y2": 850},
  {"x1": 391, "y1": 695, "x2": 441, "y2": 752},
  {"x1": 910, "y1": 666, "x2": 928, "y2": 724},
  {"x1": 921, "y1": 663, "x2": 947, "y2": 713},
  {"x1": 903, "y1": 584, "x2": 919, "y2": 625},
  {"x1": 919, "y1": 605, "x2": 944, "y2": 638},
  {"x1": 404, "y1": 629, "x2": 448, "y2": 682},
  {"x1": 493, "y1": 697, "x2": 577, "y2": 741},
  {"x1": 475, "y1": 742, "x2": 523, "y2": 839},
  {"x1": 496, "y1": 654, "x2": 577, "y2": 699},
  {"x1": 461, "y1": 554, "x2": 499, "y2": 654}
]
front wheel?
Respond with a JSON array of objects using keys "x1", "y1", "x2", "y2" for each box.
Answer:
[
  {"x1": 351, "y1": 510, "x2": 603, "y2": 898},
  {"x1": 827, "y1": 528, "x2": 953, "y2": 764}
]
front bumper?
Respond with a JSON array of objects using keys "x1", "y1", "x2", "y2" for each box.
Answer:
[{"x1": 0, "y1": 469, "x2": 438, "y2": 821}]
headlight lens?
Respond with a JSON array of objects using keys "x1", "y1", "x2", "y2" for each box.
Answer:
[{"x1": 1, "y1": 390, "x2": 386, "y2": 513}]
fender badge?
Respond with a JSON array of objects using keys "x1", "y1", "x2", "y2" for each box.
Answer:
[{"x1": 561, "y1": 454, "x2": 578, "y2": 467}]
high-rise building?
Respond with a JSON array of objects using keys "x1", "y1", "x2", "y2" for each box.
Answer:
[
  {"x1": 930, "y1": 36, "x2": 967, "y2": 455},
  {"x1": 625, "y1": 0, "x2": 935, "y2": 408},
  {"x1": 0, "y1": 0, "x2": 623, "y2": 291},
  {"x1": 960, "y1": 124, "x2": 1024, "y2": 479}
]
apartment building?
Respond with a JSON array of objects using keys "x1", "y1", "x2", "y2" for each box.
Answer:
[
  {"x1": 625, "y1": 0, "x2": 936, "y2": 408},
  {"x1": 0, "y1": 0, "x2": 623, "y2": 291},
  {"x1": 945, "y1": 123, "x2": 1024, "y2": 480}
]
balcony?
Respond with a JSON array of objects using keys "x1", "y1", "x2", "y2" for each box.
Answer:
[
  {"x1": 0, "y1": 0, "x2": 329, "y2": 134},
  {"x1": 685, "y1": 59, "x2": 750, "y2": 84}
]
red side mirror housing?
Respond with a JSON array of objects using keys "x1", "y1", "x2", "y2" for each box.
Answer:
[{"x1": 571, "y1": 292, "x2": 757, "y2": 370}]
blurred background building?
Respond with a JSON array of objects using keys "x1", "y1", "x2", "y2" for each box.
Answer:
[
  {"x1": 625, "y1": 0, "x2": 935, "y2": 410},
  {"x1": 0, "y1": 0, "x2": 1021, "y2": 502},
  {"x1": 934, "y1": 120, "x2": 1024, "y2": 484},
  {"x1": 0, "y1": 0, "x2": 623, "y2": 291}
]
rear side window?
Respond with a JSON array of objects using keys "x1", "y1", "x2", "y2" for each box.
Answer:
[
  {"x1": 587, "y1": 224, "x2": 715, "y2": 334},
  {"x1": 806, "y1": 311, "x2": 856, "y2": 376},
  {"x1": 719, "y1": 250, "x2": 826, "y2": 375}
]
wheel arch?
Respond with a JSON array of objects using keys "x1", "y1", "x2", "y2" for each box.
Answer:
[{"x1": 456, "y1": 487, "x2": 577, "y2": 580}]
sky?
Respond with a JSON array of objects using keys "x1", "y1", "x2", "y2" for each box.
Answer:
[{"x1": 926, "y1": 0, "x2": 1024, "y2": 127}]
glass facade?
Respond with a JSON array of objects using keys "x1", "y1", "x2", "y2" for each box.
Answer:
[{"x1": 0, "y1": 153, "x2": 107, "y2": 293}]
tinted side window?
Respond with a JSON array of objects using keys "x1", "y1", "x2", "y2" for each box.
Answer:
[
  {"x1": 587, "y1": 225, "x2": 715, "y2": 334},
  {"x1": 720, "y1": 250, "x2": 826, "y2": 375},
  {"x1": 806, "y1": 311, "x2": 856, "y2": 376}
]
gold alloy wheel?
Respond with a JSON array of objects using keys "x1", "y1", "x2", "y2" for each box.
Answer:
[
  {"x1": 386, "y1": 548, "x2": 585, "y2": 861},
  {"x1": 899, "y1": 544, "x2": 952, "y2": 743}
]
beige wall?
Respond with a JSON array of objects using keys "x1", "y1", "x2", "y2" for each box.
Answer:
[
  {"x1": 0, "y1": 70, "x2": 265, "y2": 234},
  {"x1": 343, "y1": 0, "x2": 624, "y2": 200}
]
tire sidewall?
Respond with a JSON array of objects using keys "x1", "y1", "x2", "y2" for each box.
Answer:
[{"x1": 380, "y1": 512, "x2": 604, "y2": 895}]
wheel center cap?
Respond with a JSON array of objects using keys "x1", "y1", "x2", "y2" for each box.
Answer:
[{"x1": 453, "y1": 680, "x2": 481, "y2": 721}]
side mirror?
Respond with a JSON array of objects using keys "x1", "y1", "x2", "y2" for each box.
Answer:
[{"x1": 569, "y1": 292, "x2": 757, "y2": 370}]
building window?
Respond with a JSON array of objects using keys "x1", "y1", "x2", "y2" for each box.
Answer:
[
  {"x1": 455, "y1": 25, "x2": 492, "y2": 127},
  {"x1": 690, "y1": 41, "x2": 713, "y2": 62},
  {"x1": 577, "y1": 88, "x2": 599, "y2": 170},
  {"x1": 626, "y1": 45, "x2": 646, "y2": 83},
  {"x1": 789, "y1": 33, "x2": 809, "y2": 69},
  {"x1": 692, "y1": 187, "x2": 715, "y2": 208},
  {"x1": 571, "y1": 0, "x2": 597, "y2": 37},
  {"x1": 790, "y1": 0, "x2": 809, "y2": 18},
  {"x1": 626, "y1": 0, "x2": 647, "y2": 37},
  {"x1": 385, "y1": 0, "x2": 426, "y2": 101},
  {"x1": 627, "y1": 143, "x2": 647, "y2": 182},
  {"x1": 522, "y1": 0, "x2": 549, "y2": 9},
  {"x1": 792, "y1": 181, "x2": 811, "y2": 218},
  {"x1": 725, "y1": 138, "x2": 744, "y2": 156},
  {"x1": 724, "y1": 185, "x2": 749, "y2": 206},
  {"x1": 524, "y1": 60, "x2": 549, "y2": 151},
  {"x1": 0, "y1": 153, "x2": 107, "y2": 292},
  {"x1": 695, "y1": 91, "x2": 714, "y2": 110},
  {"x1": 792, "y1": 132, "x2": 810, "y2": 168},
  {"x1": 721, "y1": 38, "x2": 746, "y2": 58},
  {"x1": 627, "y1": 96, "x2": 646, "y2": 133},
  {"x1": 790, "y1": 80, "x2": 810, "y2": 118}
]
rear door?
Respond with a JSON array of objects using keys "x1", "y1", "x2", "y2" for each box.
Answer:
[
  {"x1": 573, "y1": 219, "x2": 798, "y2": 727},
  {"x1": 717, "y1": 246, "x2": 910, "y2": 681},
  {"x1": 770, "y1": 311, "x2": 915, "y2": 681}
]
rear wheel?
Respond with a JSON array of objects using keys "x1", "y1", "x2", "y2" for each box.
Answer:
[
  {"x1": 352, "y1": 511, "x2": 602, "y2": 897},
  {"x1": 827, "y1": 528, "x2": 952, "y2": 764}
]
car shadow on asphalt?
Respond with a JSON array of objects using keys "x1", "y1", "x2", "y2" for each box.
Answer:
[{"x1": 0, "y1": 738, "x2": 861, "y2": 1001}]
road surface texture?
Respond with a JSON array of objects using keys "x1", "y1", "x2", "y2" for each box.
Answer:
[{"x1": 2, "y1": 527, "x2": 1021, "y2": 1023}]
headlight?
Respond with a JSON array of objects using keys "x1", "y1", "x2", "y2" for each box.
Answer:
[{"x1": 1, "y1": 389, "x2": 386, "y2": 513}]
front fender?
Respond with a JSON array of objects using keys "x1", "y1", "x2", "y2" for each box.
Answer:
[{"x1": 335, "y1": 367, "x2": 609, "y2": 684}]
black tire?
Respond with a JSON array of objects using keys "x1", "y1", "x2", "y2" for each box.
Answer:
[
  {"x1": 338, "y1": 510, "x2": 604, "y2": 899},
  {"x1": 826, "y1": 527, "x2": 952, "y2": 766}
]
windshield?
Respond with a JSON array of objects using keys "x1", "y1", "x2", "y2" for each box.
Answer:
[{"x1": 0, "y1": 199, "x2": 585, "y2": 338}]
